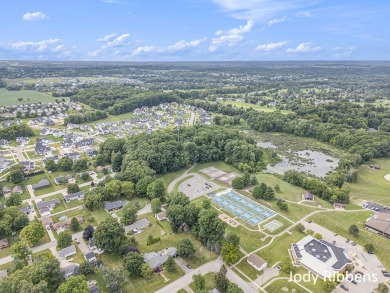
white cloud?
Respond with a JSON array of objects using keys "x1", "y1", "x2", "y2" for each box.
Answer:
[
  {"x1": 23, "y1": 12, "x2": 48, "y2": 21},
  {"x1": 4, "y1": 38, "x2": 71, "y2": 58},
  {"x1": 96, "y1": 33, "x2": 117, "y2": 42},
  {"x1": 256, "y1": 41, "x2": 290, "y2": 51},
  {"x1": 268, "y1": 16, "x2": 287, "y2": 26},
  {"x1": 210, "y1": 20, "x2": 254, "y2": 52},
  {"x1": 333, "y1": 46, "x2": 356, "y2": 58},
  {"x1": 89, "y1": 33, "x2": 130, "y2": 57},
  {"x1": 216, "y1": 20, "x2": 254, "y2": 35},
  {"x1": 286, "y1": 42, "x2": 321, "y2": 53},
  {"x1": 131, "y1": 39, "x2": 205, "y2": 56},
  {"x1": 212, "y1": 0, "x2": 315, "y2": 20}
]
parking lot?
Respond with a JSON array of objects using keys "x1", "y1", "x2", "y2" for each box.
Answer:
[
  {"x1": 305, "y1": 221, "x2": 388, "y2": 293},
  {"x1": 363, "y1": 201, "x2": 390, "y2": 214},
  {"x1": 178, "y1": 174, "x2": 221, "y2": 200}
]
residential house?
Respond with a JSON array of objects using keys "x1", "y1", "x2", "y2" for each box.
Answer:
[
  {"x1": 32, "y1": 179, "x2": 51, "y2": 190},
  {"x1": 124, "y1": 218, "x2": 151, "y2": 234},
  {"x1": 0, "y1": 160, "x2": 12, "y2": 172},
  {"x1": 88, "y1": 284, "x2": 99, "y2": 293},
  {"x1": 0, "y1": 139, "x2": 9, "y2": 148},
  {"x1": 104, "y1": 200, "x2": 128, "y2": 212},
  {"x1": 45, "y1": 119, "x2": 55, "y2": 126},
  {"x1": 40, "y1": 128, "x2": 52, "y2": 136},
  {"x1": 54, "y1": 174, "x2": 74, "y2": 185},
  {"x1": 247, "y1": 254, "x2": 267, "y2": 271},
  {"x1": 76, "y1": 138, "x2": 94, "y2": 148},
  {"x1": 43, "y1": 155, "x2": 59, "y2": 165},
  {"x1": 41, "y1": 217, "x2": 54, "y2": 227},
  {"x1": 302, "y1": 192, "x2": 314, "y2": 202},
  {"x1": 58, "y1": 245, "x2": 77, "y2": 259},
  {"x1": 52, "y1": 215, "x2": 84, "y2": 231},
  {"x1": 61, "y1": 264, "x2": 79, "y2": 280},
  {"x1": 20, "y1": 205, "x2": 33, "y2": 215},
  {"x1": 19, "y1": 161, "x2": 35, "y2": 172},
  {"x1": 143, "y1": 247, "x2": 177, "y2": 270},
  {"x1": 12, "y1": 185, "x2": 23, "y2": 194},
  {"x1": 16, "y1": 137, "x2": 30, "y2": 145},
  {"x1": 36, "y1": 198, "x2": 60, "y2": 216},
  {"x1": 35, "y1": 142, "x2": 51, "y2": 155},
  {"x1": 64, "y1": 191, "x2": 85, "y2": 203},
  {"x1": 0, "y1": 238, "x2": 8, "y2": 249},
  {"x1": 85, "y1": 148, "x2": 98, "y2": 157},
  {"x1": 333, "y1": 203, "x2": 345, "y2": 210},
  {"x1": 84, "y1": 251, "x2": 97, "y2": 263},
  {"x1": 64, "y1": 152, "x2": 80, "y2": 161},
  {"x1": 1, "y1": 186, "x2": 11, "y2": 196},
  {"x1": 52, "y1": 129, "x2": 65, "y2": 138},
  {"x1": 155, "y1": 211, "x2": 167, "y2": 221}
]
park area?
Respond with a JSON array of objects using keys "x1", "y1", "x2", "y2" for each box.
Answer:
[
  {"x1": 211, "y1": 190, "x2": 277, "y2": 227},
  {"x1": 0, "y1": 88, "x2": 67, "y2": 106}
]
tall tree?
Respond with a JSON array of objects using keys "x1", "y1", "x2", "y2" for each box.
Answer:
[
  {"x1": 123, "y1": 252, "x2": 144, "y2": 276},
  {"x1": 146, "y1": 179, "x2": 166, "y2": 200},
  {"x1": 349, "y1": 224, "x2": 359, "y2": 237},
  {"x1": 94, "y1": 217, "x2": 126, "y2": 253},
  {"x1": 215, "y1": 265, "x2": 229, "y2": 293},
  {"x1": 56, "y1": 275, "x2": 89, "y2": 293},
  {"x1": 193, "y1": 273, "x2": 205, "y2": 292},
  {"x1": 121, "y1": 203, "x2": 138, "y2": 225},
  {"x1": 57, "y1": 232, "x2": 72, "y2": 249},
  {"x1": 102, "y1": 267, "x2": 124, "y2": 293},
  {"x1": 177, "y1": 238, "x2": 196, "y2": 259},
  {"x1": 20, "y1": 221, "x2": 45, "y2": 246},
  {"x1": 11, "y1": 241, "x2": 31, "y2": 262}
]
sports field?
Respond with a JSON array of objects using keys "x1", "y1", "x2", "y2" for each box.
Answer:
[
  {"x1": 0, "y1": 88, "x2": 66, "y2": 106},
  {"x1": 211, "y1": 190, "x2": 276, "y2": 226}
]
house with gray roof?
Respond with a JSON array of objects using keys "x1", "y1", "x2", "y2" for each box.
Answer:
[
  {"x1": 104, "y1": 200, "x2": 128, "y2": 212},
  {"x1": 64, "y1": 191, "x2": 85, "y2": 203},
  {"x1": 143, "y1": 247, "x2": 177, "y2": 270},
  {"x1": 61, "y1": 264, "x2": 79, "y2": 280},
  {"x1": 291, "y1": 235, "x2": 352, "y2": 279},
  {"x1": 58, "y1": 245, "x2": 76, "y2": 259},
  {"x1": 124, "y1": 218, "x2": 150, "y2": 234},
  {"x1": 0, "y1": 139, "x2": 9, "y2": 148},
  {"x1": 54, "y1": 174, "x2": 74, "y2": 185},
  {"x1": 19, "y1": 161, "x2": 35, "y2": 172},
  {"x1": 32, "y1": 179, "x2": 51, "y2": 190},
  {"x1": 0, "y1": 159, "x2": 12, "y2": 173}
]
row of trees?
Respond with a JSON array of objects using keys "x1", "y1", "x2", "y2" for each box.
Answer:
[
  {"x1": 46, "y1": 157, "x2": 88, "y2": 172},
  {"x1": 0, "y1": 124, "x2": 34, "y2": 141},
  {"x1": 64, "y1": 110, "x2": 108, "y2": 125}
]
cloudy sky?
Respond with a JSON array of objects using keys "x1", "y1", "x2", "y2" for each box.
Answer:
[{"x1": 0, "y1": 0, "x2": 389, "y2": 61}]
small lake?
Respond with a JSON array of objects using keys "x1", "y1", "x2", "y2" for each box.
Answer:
[
  {"x1": 265, "y1": 149, "x2": 339, "y2": 177},
  {"x1": 257, "y1": 141, "x2": 277, "y2": 149}
]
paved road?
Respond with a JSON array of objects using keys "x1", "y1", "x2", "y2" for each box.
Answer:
[{"x1": 156, "y1": 258, "x2": 258, "y2": 293}]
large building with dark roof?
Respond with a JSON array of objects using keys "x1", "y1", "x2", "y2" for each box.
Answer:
[
  {"x1": 365, "y1": 213, "x2": 390, "y2": 238},
  {"x1": 291, "y1": 235, "x2": 352, "y2": 279}
]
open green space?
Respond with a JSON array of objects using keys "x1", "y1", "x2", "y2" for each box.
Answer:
[
  {"x1": 345, "y1": 158, "x2": 390, "y2": 205},
  {"x1": 134, "y1": 215, "x2": 218, "y2": 269},
  {"x1": 220, "y1": 101, "x2": 292, "y2": 114},
  {"x1": 225, "y1": 224, "x2": 269, "y2": 253},
  {"x1": 310, "y1": 210, "x2": 390, "y2": 270},
  {"x1": 235, "y1": 258, "x2": 263, "y2": 280},
  {"x1": 0, "y1": 88, "x2": 65, "y2": 106},
  {"x1": 257, "y1": 230, "x2": 305, "y2": 266},
  {"x1": 265, "y1": 278, "x2": 309, "y2": 293}
]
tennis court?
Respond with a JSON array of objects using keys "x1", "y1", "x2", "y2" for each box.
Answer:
[{"x1": 211, "y1": 190, "x2": 276, "y2": 226}]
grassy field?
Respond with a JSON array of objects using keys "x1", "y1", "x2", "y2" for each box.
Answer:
[
  {"x1": 345, "y1": 158, "x2": 390, "y2": 205},
  {"x1": 235, "y1": 258, "x2": 263, "y2": 280},
  {"x1": 0, "y1": 88, "x2": 67, "y2": 106},
  {"x1": 310, "y1": 210, "x2": 390, "y2": 270},
  {"x1": 225, "y1": 224, "x2": 269, "y2": 253},
  {"x1": 134, "y1": 215, "x2": 218, "y2": 269},
  {"x1": 158, "y1": 167, "x2": 190, "y2": 188},
  {"x1": 257, "y1": 230, "x2": 306, "y2": 266},
  {"x1": 220, "y1": 101, "x2": 292, "y2": 114}
]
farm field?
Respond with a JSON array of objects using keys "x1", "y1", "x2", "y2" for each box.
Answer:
[
  {"x1": 220, "y1": 100, "x2": 292, "y2": 114},
  {"x1": 0, "y1": 88, "x2": 67, "y2": 105}
]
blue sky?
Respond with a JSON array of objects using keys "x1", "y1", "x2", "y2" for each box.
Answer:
[{"x1": 0, "y1": 0, "x2": 389, "y2": 61}]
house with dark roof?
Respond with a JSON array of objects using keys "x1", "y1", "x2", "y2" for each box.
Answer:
[
  {"x1": 32, "y1": 179, "x2": 51, "y2": 190},
  {"x1": 104, "y1": 200, "x2": 128, "y2": 212},
  {"x1": 64, "y1": 191, "x2": 85, "y2": 203},
  {"x1": 36, "y1": 198, "x2": 60, "y2": 215},
  {"x1": 35, "y1": 142, "x2": 51, "y2": 155},
  {"x1": 333, "y1": 203, "x2": 345, "y2": 210},
  {"x1": 54, "y1": 174, "x2": 74, "y2": 185},
  {"x1": 302, "y1": 192, "x2": 314, "y2": 202},
  {"x1": 84, "y1": 251, "x2": 97, "y2": 263},
  {"x1": 85, "y1": 148, "x2": 98, "y2": 157},
  {"x1": 64, "y1": 152, "x2": 80, "y2": 161},
  {"x1": 58, "y1": 245, "x2": 76, "y2": 259},
  {"x1": 19, "y1": 161, "x2": 35, "y2": 172},
  {"x1": 76, "y1": 138, "x2": 94, "y2": 148},
  {"x1": 16, "y1": 137, "x2": 30, "y2": 145},
  {"x1": 291, "y1": 235, "x2": 353, "y2": 279},
  {"x1": 61, "y1": 264, "x2": 79, "y2": 280},
  {"x1": 53, "y1": 215, "x2": 83, "y2": 231},
  {"x1": 43, "y1": 155, "x2": 59, "y2": 165},
  {"x1": 20, "y1": 205, "x2": 33, "y2": 215}
]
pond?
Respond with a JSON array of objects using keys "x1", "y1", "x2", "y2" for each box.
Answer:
[
  {"x1": 265, "y1": 149, "x2": 339, "y2": 177},
  {"x1": 257, "y1": 141, "x2": 277, "y2": 149}
]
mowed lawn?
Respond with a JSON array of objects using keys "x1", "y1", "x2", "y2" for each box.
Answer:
[
  {"x1": 220, "y1": 101, "x2": 292, "y2": 114},
  {"x1": 345, "y1": 158, "x2": 390, "y2": 205},
  {"x1": 310, "y1": 211, "x2": 390, "y2": 270},
  {"x1": 0, "y1": 88, "x2": 66, "y2": 106},
  {"x1": 225, "y1": 224, "x2": 270, "y2": 253},
  {"x1": 257, "y1": 230, "x2": 306, "y2": 266}
]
